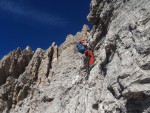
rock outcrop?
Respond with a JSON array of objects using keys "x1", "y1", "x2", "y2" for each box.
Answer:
[
  {"x1": 0, "y1": 0, "x2": 150, "y2": 113},
  {"x1": 87, "y1": 0, "x2": 150, "y2": 112}
]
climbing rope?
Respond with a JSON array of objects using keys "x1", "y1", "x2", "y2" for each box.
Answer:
[{"x1": 85, "y1": 49, "x2": 90, "y2": 80}]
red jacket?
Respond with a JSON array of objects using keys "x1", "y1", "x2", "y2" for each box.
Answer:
[{"x1": 84, "y1": 50, "x2": 94, "y2": 65}]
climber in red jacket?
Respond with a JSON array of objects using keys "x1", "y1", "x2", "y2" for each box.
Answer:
[{"x1": 77, "y1": 38, "x2": 95, "y2": 69}]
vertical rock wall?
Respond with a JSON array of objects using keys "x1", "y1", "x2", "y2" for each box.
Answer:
[{"x1": 87, "y1": 0, "x2": 150, "y2": 112}]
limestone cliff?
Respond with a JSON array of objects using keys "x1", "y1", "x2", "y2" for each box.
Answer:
[{"x1": 0, "y1": 0, "x2": 150, "y2": 113}]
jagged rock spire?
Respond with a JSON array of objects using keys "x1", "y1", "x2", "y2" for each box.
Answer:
[
  {"x1": 25, "y1": 46, "x2": 32, "y2": 52},
  {"x1": 82, "y1": 24, "x2": 90, "y2": 32}
]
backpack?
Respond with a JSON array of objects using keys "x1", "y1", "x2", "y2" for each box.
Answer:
[{"x1": 76, "y1": 43, "x2": 87, "y2": 54}]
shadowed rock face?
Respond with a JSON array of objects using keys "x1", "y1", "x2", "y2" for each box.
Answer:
[
  {"x1": 0, "y1": 0, "x2": 150, "y2": 113},
  {"x1": 0, "y1": 47, "x2": 33, "y2": 85}
]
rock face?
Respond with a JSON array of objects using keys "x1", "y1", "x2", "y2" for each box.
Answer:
[
  {"x1": 0, "y1": 0, "x2": 150, "y2": 113},
  {"x1": 0, "y1": 47, "x2": 33, "y2": 85},
  {"x1": 87, "y1": 0, "x2": 150, "y2": 112}
]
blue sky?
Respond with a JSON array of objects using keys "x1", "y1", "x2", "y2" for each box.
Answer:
[{"x1": 0, "y1": 0, "x2": 91, "y2": 58}]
